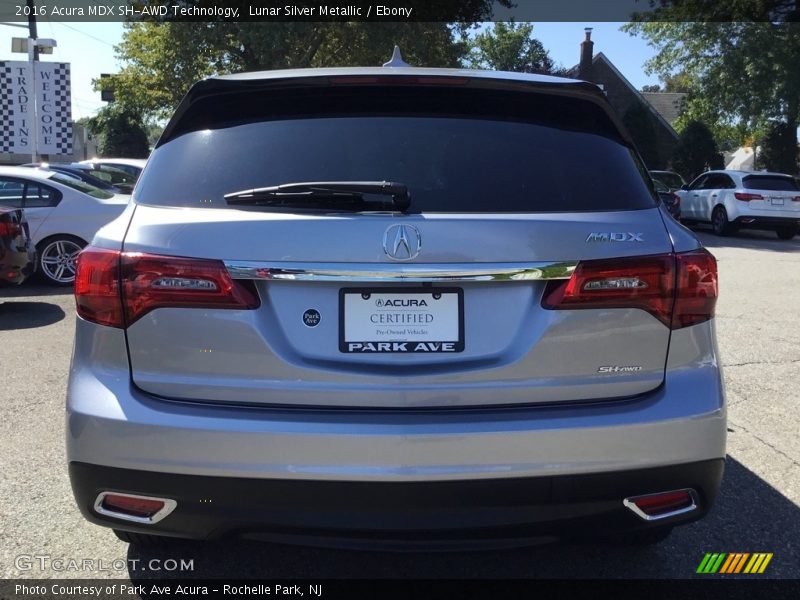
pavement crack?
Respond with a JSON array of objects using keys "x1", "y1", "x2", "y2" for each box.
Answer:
[
  {"x1": 724, "y1": 359, "x2": 800, "y2": 368},
  {"x1": 728, "y1": 419, "x2": 800, "y2": 468}
]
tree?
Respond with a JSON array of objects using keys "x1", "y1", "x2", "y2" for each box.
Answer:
[
  {"x1": 757, "y1": 122, "x2": 799, "y2": 174},
  {"x1": 623, "y1": 18, "x2": 800, "y2": 167},
  {"x1": 623, "y1": 103, "x2": 660, "y2": 168},
  {"x1": 671, "y1": 120, "x2": 722, "y2": 181},
  {"x1": 641, "y1": 84, "x2": 661, "y2": 93},
  {"x1": 85, "y1": 106, "x2": 150, "y2": 158},
  {"x1": 467, "y1": 22, "x2": 556, "y2": 74}
]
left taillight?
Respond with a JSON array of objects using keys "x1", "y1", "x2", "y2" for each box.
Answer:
[
  {"x1": 75, "y1": 247, "x2": 124, "y2": 327},
  {"x1": 75, "y1": 247, "x2": 260, "y2": 328}
]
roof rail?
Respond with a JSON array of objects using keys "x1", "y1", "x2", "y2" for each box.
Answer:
[{"x1": 383, "y1": 45, "x2": 410, "y2": 68}]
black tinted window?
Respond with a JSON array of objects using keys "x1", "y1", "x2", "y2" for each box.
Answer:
[
  {"x1": 0, "y1": 179, "x2": 24, "y2": 208},
  {"x1": 138, "y1": 88, "x2": 655, "y2": 213},
  {"x1": 25, "y1": 183, "x2": 61, "y2": 207},
  {"x1": 743, "y1": 175, "x2": 799, "y2": 191}
]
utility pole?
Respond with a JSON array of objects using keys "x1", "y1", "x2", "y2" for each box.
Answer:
[
  {"x1": 26, "y1": 0, "x2": 38, "y2": 60},
  {"x1": 27, "y1": 0, "x2": 40, "y2": 162}
]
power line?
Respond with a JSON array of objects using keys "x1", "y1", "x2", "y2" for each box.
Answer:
[{"x1": 52, "y1": 21, "x2": 116, "y2": 47}]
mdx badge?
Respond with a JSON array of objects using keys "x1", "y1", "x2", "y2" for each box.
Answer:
[
  {"x1": 383, "y1": 224, "x2": 422, "y2": 260},
  {"x1": 586, "y1": 232, "x2": 644, "y2": 242}
]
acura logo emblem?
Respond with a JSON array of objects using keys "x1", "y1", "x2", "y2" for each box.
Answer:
[{"x1": 383, "y1": 224, "x2": 421, "y2": 260}]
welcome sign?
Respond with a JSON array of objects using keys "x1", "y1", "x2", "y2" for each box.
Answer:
[{"x1": 0, "y1": 60, "x2": 73, "y2": 155}]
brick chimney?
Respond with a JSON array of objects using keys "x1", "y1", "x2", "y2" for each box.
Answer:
[{"x1": 579, "y1": 28, "x2": 594, "y2": 81}]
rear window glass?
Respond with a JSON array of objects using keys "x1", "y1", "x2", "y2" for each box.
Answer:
[
  {"x1": 137, "y1": 87, "x2": 656, "y2": 213},
  {"x1": 652, "y1": 172, "x2": 684, "y2": 189},
  {"x1": 742, "y1": 175, "x2": 799, "y2": 191},
  {"x1": 50, "y1": 172, "x2": 114, "y2": 199}
]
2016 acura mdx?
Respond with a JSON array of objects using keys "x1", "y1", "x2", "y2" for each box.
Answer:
[{"x1": 67, "y1": 58, "x2": 725, "y2": 548}]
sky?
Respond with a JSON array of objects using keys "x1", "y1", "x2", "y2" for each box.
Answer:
[{"x1": 0, "y1": 21, "x2": 661, "y2": 121}]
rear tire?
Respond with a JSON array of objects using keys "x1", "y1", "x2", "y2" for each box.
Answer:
[
  {"x1": 36, "y1": 235, "x2": 86, "y2": 286},
  {"x1": 113, "y1": 529, "x2": 180, "y2": 547},
  {"x1": 776, "y1": 227, "x2": 797, "y2": 240},
  {"x1": 711, "y1": 206, "x2": 733, "y2": 236}
]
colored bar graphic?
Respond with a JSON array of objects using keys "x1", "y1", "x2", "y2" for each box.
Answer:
[{"x1": 700, "y1": 552, "x2": 773, "y2": 575}]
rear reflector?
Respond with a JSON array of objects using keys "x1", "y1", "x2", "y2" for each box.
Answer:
[
  {"x1": 542, "y1": 249, "x2": 717, "y2": 330},
  {"x1": 75, "y1": 247, "x2": 260, "y2": 328},
  {"x1": 734, "y1": 192, "x2": 763, "y2": 201},
  {"x1": 94, "y1": 492, "x2": 177, "y2": 524},
  {"x1": 102, "y1": 494, "x2": 166, "y2": 518},
  {"x1": 623, "y1": 489, "x2": 697, "y2": 520}
]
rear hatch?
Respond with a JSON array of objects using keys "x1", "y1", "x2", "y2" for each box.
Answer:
[
  {"x1": 119, "y1": 72, "x2": 679, "y2": 409},
  {"x1": 739, "y1": 174, "x2": 800, "y2": 213}
]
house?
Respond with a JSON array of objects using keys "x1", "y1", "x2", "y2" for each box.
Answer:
[{"x1": 567, "y1": 29, "x2": 684, "y2": 170}]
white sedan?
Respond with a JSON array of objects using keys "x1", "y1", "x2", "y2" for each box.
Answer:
[
  {"x1": 0, "y1": 166, "x2": 129, "y2": 285},
  {"x1": 677, "y1": 169, "x2": 800, "y2": 239}
]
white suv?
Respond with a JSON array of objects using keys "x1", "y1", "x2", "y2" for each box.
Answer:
[{"x1": 678, "y1": 170, "x2": 800, "y2": 239}]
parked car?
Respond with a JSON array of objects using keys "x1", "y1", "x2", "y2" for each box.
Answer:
[
  {"x1": 22, "y1": 163, "x2": 125, "y2": 194},
  {"x1": 0, "y1": 204, "x2": 35, "y2": 286},
  {"x1": 0, "y1": 167, "x2": 129, "y2": 285},
  {"x1": 677, "y1": 170, "x2": 800, "y2": 239},
  {"x1": 653, "y1": 178, "x2": 681, "y2": 221},
  {"x1": 68, "y1": 61, "x2": 725, "y2": 548},
  {"x1": 67, "y1": 163, "x2": 137, "y2": 194},
  {"x1": 79, "y1": 158, "x2": 147, "y2": 180},
  {"x1": 649, "y1": 170, "x2": 686, "y2": 192}
]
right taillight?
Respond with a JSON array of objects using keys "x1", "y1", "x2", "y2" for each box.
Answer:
[
  {"x1": 75, "y1": 247, "x2": 260, "y2": 328},
  {"x1": 672, "y1": 248, "x2": 718, "y2": 329},
  {"x1": 542, "y1": 248, "x2": 717, "y2": 330}
]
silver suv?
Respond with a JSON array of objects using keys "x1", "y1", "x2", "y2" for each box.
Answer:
[{"x1": 67, "y1": 64, "x2": 725, "y2": 548}]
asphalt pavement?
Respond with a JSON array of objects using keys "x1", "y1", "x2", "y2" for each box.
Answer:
[{"x1": 1, "y1": 228, "x2": 798, "y2": 580}]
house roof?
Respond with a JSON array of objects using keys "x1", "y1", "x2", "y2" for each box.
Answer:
[
  {"x1": 568, "y1": 53, "x2": 680, "y2": 139},
  {"x1": 640, "y1": 92, "x2": 687, "y2": 126}
]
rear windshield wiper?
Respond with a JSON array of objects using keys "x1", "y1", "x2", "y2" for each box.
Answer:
[{"x1": 224, "y1": 181, "x2": 410, "y2": 212}]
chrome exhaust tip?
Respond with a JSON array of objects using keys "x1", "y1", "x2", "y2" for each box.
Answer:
[
  {"x1": 623, "y1": 488, "x2": 698, "y2": 521},
  {"x1": 94, "y1": 491, "x2": 177, "y2": 524}
]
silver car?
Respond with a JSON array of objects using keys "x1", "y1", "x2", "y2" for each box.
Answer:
[{"x1": 67, "y1": 64, "x2": 726, "y2": 548}]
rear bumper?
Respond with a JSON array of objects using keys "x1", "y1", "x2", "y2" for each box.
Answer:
[
  {"x1": 0, "y1": 247, "x2": 35, "y2": 285},
  {"x1": 733, "y1": 215, "x2": 800, "y2": 230},
  {"x1": 70, "y1": 459, "x2": 724, "y2": 545},
  {"x1": 67, "y1": 321, "x2": 727, "y2": 544}
]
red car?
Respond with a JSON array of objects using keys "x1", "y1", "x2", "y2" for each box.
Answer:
[{"x1": 0, "y1": 205, "x2": 35, "y2": 286}]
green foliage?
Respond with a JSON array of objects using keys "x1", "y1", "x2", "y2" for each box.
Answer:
[
  {"x1": 467, "y1": 22, "x2": 555, "y2": 73},
  {"x1": 98, "y1": 22, "x2": 476, "y2": 121},
  {"x1": 85, "y1": 106, "x2": 150, "y2": 158},
  {"x1": 623, "y1": 19, "x2": 800, "y2": 161},
  {"x1": 757, "y1": 122, "x2": 799, "y2": 174},
  {"x1": 671, "y1": 120, "x2": 722, "y2": 181},
  {"x1": 622, "y1": 103, "x2": 660, "y2": 168}
]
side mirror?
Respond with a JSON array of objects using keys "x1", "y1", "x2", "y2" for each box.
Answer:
[{"x1": 680, "y1": 184, "x2": 688, "y2": 190}]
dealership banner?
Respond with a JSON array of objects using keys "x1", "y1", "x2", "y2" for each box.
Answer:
[{"x1": 0, "y1": 60, "x2": 73, "y2": 155}]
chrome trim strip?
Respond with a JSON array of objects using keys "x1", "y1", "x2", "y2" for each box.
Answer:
[
  {"x1": 94, "y1": 492, "x2": 177, "y2": 525},
  {"x1": 224, "y1": 261, "x2": 577, "y2": 282},
  {"x1": 623, "y1": 489, "x2": 699, "y2": 522}
]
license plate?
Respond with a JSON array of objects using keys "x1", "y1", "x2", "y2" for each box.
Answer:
[
  {"x1": 340, "y1": 288, "x2": 464, "y2": 353},
  {"x1": 771, "y1": 197, "x2": 785, "y2": 205}
]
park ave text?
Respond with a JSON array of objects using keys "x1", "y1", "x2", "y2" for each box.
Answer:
[{"x1": 19, "y1": 4, "x2": 413, "y2": 18}]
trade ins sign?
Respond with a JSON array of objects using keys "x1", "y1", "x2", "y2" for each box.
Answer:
[{"x1": 0, "y1": 61, "x2": 73, "y2": 155}]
